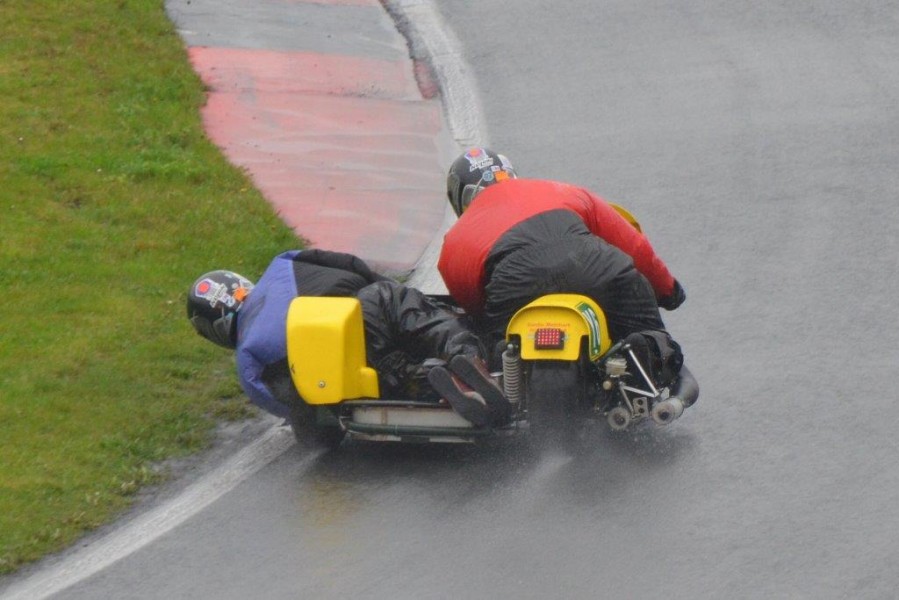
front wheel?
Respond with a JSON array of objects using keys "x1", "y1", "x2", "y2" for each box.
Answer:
[
  {"x1": 289, "y1": 401, "x2": 345, "y2": 451},
  {"x1": 526, "y1": 360, "x2": 583, "y2": 449}
]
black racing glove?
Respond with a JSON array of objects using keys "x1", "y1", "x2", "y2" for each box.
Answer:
[{"x1": 658, "y1": 279, "x2": 686, "y2": 311}]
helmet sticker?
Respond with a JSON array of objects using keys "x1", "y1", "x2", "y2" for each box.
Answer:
[
  {"x1": 195, "y1": 278, "x2": 236, "y2": 309},
  {"x1": 478, "y1": 165, "x2": 512, "y2": 187},
  {"x1": 464, "y1": 148, "x2": 495, "y2": 172}
]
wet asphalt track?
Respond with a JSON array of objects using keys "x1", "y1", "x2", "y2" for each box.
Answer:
[{"x1": 6, "y1": 1, "x2": 899, "y2": 598}]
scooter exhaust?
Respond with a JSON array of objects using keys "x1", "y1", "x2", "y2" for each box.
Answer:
[{"x1": 651, "y1": 365, "x2": 699, "y2": 425}]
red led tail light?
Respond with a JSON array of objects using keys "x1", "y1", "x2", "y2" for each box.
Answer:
[{"x1": 534, "y1": 328, "x2": 565, "y2": 350}]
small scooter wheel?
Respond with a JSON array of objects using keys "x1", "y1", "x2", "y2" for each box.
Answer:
[{"x1": 607, "y1": 406, "x2": 631, "y2": 431}]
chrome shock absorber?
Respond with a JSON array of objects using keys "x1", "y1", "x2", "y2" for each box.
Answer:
[{"x1": 501, "y1": 344, "x2": 523, "y2": 406}]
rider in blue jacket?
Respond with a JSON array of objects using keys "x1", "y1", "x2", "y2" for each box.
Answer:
[{"x1": 187, "y1": 249, "x2": 512, "y2": 431}]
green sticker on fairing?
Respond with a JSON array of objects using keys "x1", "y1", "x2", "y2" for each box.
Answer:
[{"x1": 576, "y1": 301, "x2": 602, "y2": 359}]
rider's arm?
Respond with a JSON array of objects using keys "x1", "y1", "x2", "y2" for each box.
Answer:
[
  {"x1": 576, "y1": 187, "x2": 677, "y2": 299},
  {"x1": 233, "y1": 278, "x2": 293, "y2": 419},
  {"x1": 235, "y1": 349, "x2": 291, "y2": 419}
]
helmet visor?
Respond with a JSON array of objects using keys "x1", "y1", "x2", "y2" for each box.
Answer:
[
  {"x1": 190, "y1": 312, "x2": 237, "y2": 348},
  {"x1": 460, "y1": 183, "x2": 482, "y2": 213}
]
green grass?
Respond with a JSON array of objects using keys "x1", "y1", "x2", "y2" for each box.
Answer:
[{"x1": 0, "y1": 0, "x2": 301, "y2": 574}]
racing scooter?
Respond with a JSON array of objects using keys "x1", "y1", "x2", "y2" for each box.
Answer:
[{"x1": 284, "y1": 275, "x2": 697, "y2": 448}]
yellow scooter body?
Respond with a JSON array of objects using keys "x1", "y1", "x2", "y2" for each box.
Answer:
[
  {"x1": 505, "y1": 294, "x2": 612, "y2": 361},
  {"x1": 285, "y1": 296, "x2": 379, "y2": 405}
]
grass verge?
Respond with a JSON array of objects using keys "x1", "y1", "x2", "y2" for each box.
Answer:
[{"x1": 0, "y1": 0, "x2": 300, "y2": 574}]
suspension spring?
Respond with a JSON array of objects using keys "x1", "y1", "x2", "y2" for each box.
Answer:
[{"x1": 502, "y1": 345, "x2": 523, "y2": 405}]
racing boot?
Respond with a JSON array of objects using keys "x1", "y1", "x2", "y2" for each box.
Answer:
[
  {"x1": 448, "y1": 355, "x2": 513, "y2": 426},
  {"x1": 427, "y1": 366, "x2": 491, "y2": 427},
  {"x1": 623, "y1": 332, "x2": 657, "y2": 387}
]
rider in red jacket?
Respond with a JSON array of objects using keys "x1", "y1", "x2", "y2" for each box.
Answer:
[{"x1": 438, "y1": 148, "x2": 689, "y2": 391}]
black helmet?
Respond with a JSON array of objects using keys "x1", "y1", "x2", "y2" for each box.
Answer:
[
  {"x1": 187, "y1": 270, "x2": 255, "y2": 349},
  {"x1": 446, "y1": 147, "x2": 516, "y2": 217}
]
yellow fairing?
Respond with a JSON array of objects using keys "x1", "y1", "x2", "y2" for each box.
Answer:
[
  {"x1": 506, "y1": 294, "x2": 612, "y2": 361},
  {"x1": 286, "y1": 297, "x2": 379, "y2": 405}
]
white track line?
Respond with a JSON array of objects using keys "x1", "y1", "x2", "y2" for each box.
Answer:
[
  {"x1": 389, "y1": 0, "x2": 488, "y2": 148},
  {"x1": 390, "y1": 0, "x2": 487, "y2": 293},
  {"x1": 0, "y1": 425, "x2": 300, "y2": 600}
]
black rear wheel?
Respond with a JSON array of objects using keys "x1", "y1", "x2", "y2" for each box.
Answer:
[{"x1": 526, "y1": 360, "x2": 583, "y2": 449}]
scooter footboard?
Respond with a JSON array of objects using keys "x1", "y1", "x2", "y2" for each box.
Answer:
[
  {"x1": 286, "y1": 296, "x2": 380, "y2": 405},
  {"x1": 342, "y1": 400, "x2": 493, "y2": 443}
]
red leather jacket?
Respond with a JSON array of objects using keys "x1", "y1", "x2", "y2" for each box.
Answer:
[{"x1": 438, "y1": 178, "x2": 677, "y2": 315}]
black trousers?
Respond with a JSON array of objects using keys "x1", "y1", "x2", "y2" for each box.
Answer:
[
  {"x1": 483, "y1": 236, "x2": 681, "y2": 386},
  {"x1": 357, "y1": 280, "x2": 485, "y2": 399}
]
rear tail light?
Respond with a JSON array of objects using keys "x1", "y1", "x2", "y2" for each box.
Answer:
[{"x1": 534, "y1": 328, "x2": 565, "y2": 350}]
